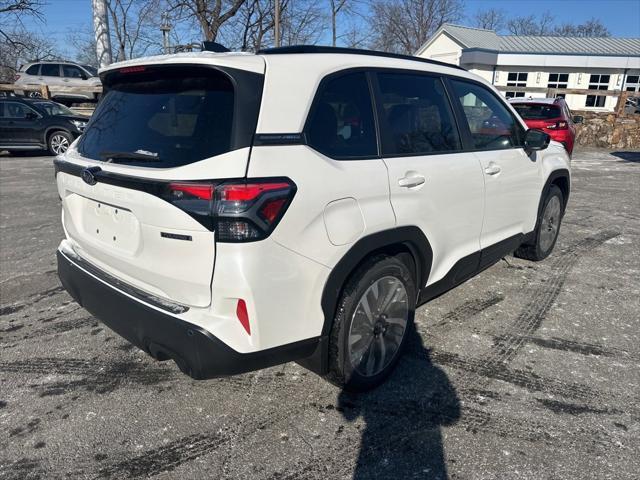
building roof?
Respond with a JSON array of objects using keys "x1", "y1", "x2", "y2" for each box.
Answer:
[{"x1": 417, "y1": 24, "x2": 640, "y2": 57}]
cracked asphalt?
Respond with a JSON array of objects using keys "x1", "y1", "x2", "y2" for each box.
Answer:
[{"x1": 1, "y1": 148, "x2": 639, "y2": 480}]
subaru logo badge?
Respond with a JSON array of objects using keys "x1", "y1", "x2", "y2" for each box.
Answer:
[{"x1": 81, "y1": 167, "x2": 101, "y2": 186}]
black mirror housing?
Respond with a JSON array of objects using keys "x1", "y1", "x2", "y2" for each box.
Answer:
[
  {"x1": 524, "y1": 129, "x2": 551, "y2": 152},
  {"x1": 25, "y1": 112, "x2": 38, "y2": 120}
]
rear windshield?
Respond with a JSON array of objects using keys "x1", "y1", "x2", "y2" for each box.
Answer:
[
  {"x1": 512, "y1": 103, "x2": 561, "y2": 120},
  {"x1": 77, "y1": 67, "x2": 236, "y2": 168}
]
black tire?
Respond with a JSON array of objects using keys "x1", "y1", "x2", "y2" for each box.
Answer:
[
  {"x1": 515, "y1": 185, "x2": 564, "y2": 261},
  {"x1": 47, "y1": 130, "x2": 73, "y2": 156},
  {"x1": 326, "y1": 254, "x2": 417, "y2": 392}
]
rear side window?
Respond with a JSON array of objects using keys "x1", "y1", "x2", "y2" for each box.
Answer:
[
  {"x1": 306, "y1": 72, "x2": 377, "y2": 159},
  {"x1": 25, "y1": 65, "x2": 40, "y2": 75},
  {"x1": 512, "y1": 103, "x2": 561, "y2": 120},
  {"x1": 450, "y1": 79, "x2": 524, "y2": 151},
  {"x1": 377, "y1": 73, "x2": 461, "y2": 155},
  {"x1": 78, "y1": 67, "x2": 238, "y2": 168},
  {"x1": 62, "y1": 65, "x2": 85, "y2": 78},
  {"x1": 41, "y1": 64, "x2": 60, "y2": 77}
]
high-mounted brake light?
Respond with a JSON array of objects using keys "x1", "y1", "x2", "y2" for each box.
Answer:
[
  {"x1": 162, "y1": 179, "x2": 296, "y2": 242},
  {"x1": 119, "y1": 66, "x2": 146, "y2": 74}
]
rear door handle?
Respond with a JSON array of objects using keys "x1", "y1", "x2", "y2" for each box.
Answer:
[
  {"x1": 484, "y1": 163, "x2": 502, "y2": 175},
  {"x1": 398, "y1": 174, "x2": 426, "y2": 188}
]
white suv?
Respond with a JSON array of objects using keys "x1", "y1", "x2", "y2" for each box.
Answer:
[
  {"x1": 15, "y1": 61, "x2": 102, "y2": 103},
  {"x1": 55, "y1": 46, "x2": 570, "y2": 391}
]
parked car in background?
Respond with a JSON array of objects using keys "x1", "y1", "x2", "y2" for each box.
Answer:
[
  {"x1": 509, "y1": 97, "x2": 582, "y2": 155},
  {"x1": 14, "y1": 61, "x2": 101, "y2": 105},
  {"x1": 625, "y1": 96, "x2": 640, "y2": 114},
  {"x1": 54, "y1": 46, "x2": 571, "y2": 392},
  {"x1": 0, "y1": 97, "x2": 88, "y2": 155}
]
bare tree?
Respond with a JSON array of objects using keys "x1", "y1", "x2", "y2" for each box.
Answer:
[
  {"x1": 221, "y1": 0, "x2": 323, "y2": 51},
  {"x1": 553, "y1": 18, "x2": 610, "y2": 37},
  {"x1": 368, "y1": 0, "x2": 464, "y2": 55},
  {"x1": 507, "y1": 11, "x2": 554, "y2": 36},
  {"x1": 473, "y1": 8, "x2": 506, "y2": 31},
  {"x1": 106, "y1": 0, "x2": 164, "y2": 61},
  {"x1": 0, "y1": 0, "x2": 52, "y2": 82},
  {"x1": 167, "y1": 0, "x2": 247, "y2": 42}
]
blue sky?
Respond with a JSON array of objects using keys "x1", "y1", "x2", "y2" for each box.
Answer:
[{"x1": 20, "y1": 0, "x2": 640, "y2": 56}]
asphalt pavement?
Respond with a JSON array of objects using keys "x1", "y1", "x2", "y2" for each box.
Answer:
[{"x1": 1, "y1": 148, "x2": 639, "y2": 480}]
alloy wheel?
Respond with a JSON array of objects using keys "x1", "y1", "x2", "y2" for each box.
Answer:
[{"x1": 348, "y1": 275, "x2": 409, "y2": 377}]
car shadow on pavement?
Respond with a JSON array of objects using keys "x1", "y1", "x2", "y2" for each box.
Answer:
[
  {"x1": 610, "y1": 151, "x2": 640, "y2": 163},
  {"x1": 337, "y1": 322, "x2": 460, "y2": 480}
]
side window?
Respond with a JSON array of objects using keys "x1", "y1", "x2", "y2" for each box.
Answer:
[
  {"x1": 62, "y1": 65, "x2": 85, "y2": 79},
  {"x1": 25, "y1": 64, "x2": 40, "y2": 75},
  {"x1": 4, "y1": 102, "x2": 36, "y2": 119},
  {"x1": 40, "y1": 64, "x2": 60, "y2": 77},
  {"x1": 377, "y1": 72, "x2": 461, "y2": 155},
  {"x1": 450, "y1": 79, "x2": 524, "y2": 151},
  {"x1": 306, "y1": 72, "x2": 377, "y2": 159}
]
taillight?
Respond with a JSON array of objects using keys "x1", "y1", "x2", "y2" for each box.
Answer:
[
  {"x1": 14, "y1": 74, "x2": 21, "y2": 82},
  {"x1": 546, "y1": 121, "x2": 568, "y2": 130},
  {"x1": 164, "y1": 179, "x2": 296, "y2": 242}
]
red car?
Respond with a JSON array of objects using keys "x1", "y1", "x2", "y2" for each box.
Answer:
[{"x1": 509, "y1": 98, "x2": 582, "y2": 155}]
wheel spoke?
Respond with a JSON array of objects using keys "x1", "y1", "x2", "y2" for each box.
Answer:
[{"x1": 348, "y1": 275, "x2": 409, "y2": 377}]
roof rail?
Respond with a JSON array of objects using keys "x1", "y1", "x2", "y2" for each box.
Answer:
[{"x1": 256, "y1": 45, "x2": 466, "y2": 71}]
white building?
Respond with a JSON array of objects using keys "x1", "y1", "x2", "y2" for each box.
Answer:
[{"x1": 416, "y1": 24, "x2": 640, "y2": 112}]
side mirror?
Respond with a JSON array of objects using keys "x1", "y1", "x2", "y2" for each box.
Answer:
[
  {"x1": 25, "y1": 112, "x2": 38, "y2": 120},
  {"x1": 572, "y1": 115, "x2": 584, "y2": 124},
  {"x1": 524, "y1": 129, "x2": 550, "y2": 152}
]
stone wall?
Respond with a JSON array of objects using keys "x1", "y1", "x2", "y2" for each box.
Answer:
[{"x1": 574, "y1": 111, "x2": 640, "y2": 150}]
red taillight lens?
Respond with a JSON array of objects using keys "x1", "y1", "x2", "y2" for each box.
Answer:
[
  {"x1": 219, "y1": 183, "x2": 291, "y2": 202},
  {"x1": 163, "y1": 179, "x2": 295, "y2": 242},
  {"x1": 546, "y1": 121, "x2": 568, "y2": 130},
  {"x1": 14, "y1": 74, "x2": 21, "y2": 82},
  {"x1": 168, "y1": 183, "x2": 214, "y2": 200}
]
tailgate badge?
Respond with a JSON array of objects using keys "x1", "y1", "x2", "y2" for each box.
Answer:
[{"x1": 81, "y1": 167, "x2": 101, "y2": 186}]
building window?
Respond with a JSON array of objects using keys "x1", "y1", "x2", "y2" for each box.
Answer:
[
  {"x1": 625, "y1": 75, "x2": 640, "y2": 92},
  {"x1": 507, "y1": 72, "x2": 528, "y2": 87},
  {"x1": 548, "y1": 73, "x2": 569, "y2": 98},
  {"x1": 586, "y1": 74, "x2": 609, "y2": 108},
  {"x1": 505, "y1": 91, "x2": 525, "y2": 98}
]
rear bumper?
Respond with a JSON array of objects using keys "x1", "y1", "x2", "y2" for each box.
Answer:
[{"x1": 57, "y1": 249, "x2": 322, "y2": 379}]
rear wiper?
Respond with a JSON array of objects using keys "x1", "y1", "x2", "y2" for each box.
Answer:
[{"x1": 100, "y1": 151, "x2": 161, "y2": 163}]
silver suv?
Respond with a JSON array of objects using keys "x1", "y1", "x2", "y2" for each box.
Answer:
[{"x1": 14, "y1": 61, "x2": 102, "y2": 104}]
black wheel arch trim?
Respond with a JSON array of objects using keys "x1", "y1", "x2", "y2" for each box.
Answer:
[
  {"x1": 533, "y1": 169, "x2": 570, "y2": 238},
  {"x1": 319, "y1": 226, "x2": 433, "y2": 338}
]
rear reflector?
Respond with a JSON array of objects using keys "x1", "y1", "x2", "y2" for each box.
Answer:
[{"x1": 236, "y1": 299, "x2": 251, "y2": 335}]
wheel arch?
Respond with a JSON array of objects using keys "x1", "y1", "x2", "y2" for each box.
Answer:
[
  {"x1": 44, "y1": 127, "x2": 73, "y2": 149},
  {"x1": 541, "y1": 169, "x2": 570, "y2": 216},
  {"x1": 320, "y1": 226, "x2": 433, "y2": 338}
]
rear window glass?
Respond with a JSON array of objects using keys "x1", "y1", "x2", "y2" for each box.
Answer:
[
  {"x1": 512, "y1": 103, "x2": 561, "y2": 120},
  {"x1": 78, "y1": 67, "x2": 235, "y2": 168}
]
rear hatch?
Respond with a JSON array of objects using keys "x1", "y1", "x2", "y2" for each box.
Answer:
[
  {"x1": 511, "y1": 102, "x2": 566, "y2": 131},
  {"x1": 56, "y1": 57, "x2": 265, "y2": 308}
]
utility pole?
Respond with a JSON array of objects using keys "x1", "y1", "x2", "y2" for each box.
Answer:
[
  {"x1": 92, "y1": 0, "x2": 113, "y2": 68},
  {"x1": 274, "y1": 0, "x2": 280, "y2": 47},
  {"x1": 160, "y1": 12, "x2": 171, "y2": 54}
]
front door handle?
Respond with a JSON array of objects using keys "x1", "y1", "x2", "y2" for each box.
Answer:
[
  {"x1": 484, "y1": 163, "x2": 502, "y2": 175},
  {"x1": 398, "y1": 173, "x2": 426, "y2": 188}
]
